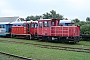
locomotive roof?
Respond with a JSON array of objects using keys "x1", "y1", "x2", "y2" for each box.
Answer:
[
  {"x1": 38, "y1": 19, "x2": 51, "y2": 20},
  {"x1": 38, "y1": 19, "x2": 60, "y2": 21},
  {"x1": 26, "y1": 20, "x2": 38, "y2": 23},
  {"x1": 38, "y1": 19, "x2": 74, "y2": 23},
  {"x1": 10, "y1": 20, "x2": 38, "y2": 24}
]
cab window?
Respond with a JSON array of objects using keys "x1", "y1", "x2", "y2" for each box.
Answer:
[
  {"x1": 31, "y1": 24, "x2": 34, "y2": 28},
  {"x1": 23, "y1": 24, "x2": 26, "y2": 28},
  {"x1": 44, "y1": 21, "x2": 47, "y2": 27},
  {"x1": 44, "y1": 21, "x2": 50, "y2": 27},
  {"x1": 39, "y1": 22, "x2": 42, "y2": 28},
  {"x1": 35, "y1": 24, "x2": 38, "y2": 28},
  {"x1": 52, "y1": 21, "x2": 54, "y2": 26},
  {"x1": 47, "y1": 22, "x2": 50, "y2": 27}
]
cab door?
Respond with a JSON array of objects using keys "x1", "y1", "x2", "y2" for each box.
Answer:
[
  {"x1": 42, "y1": 21, "x2": 51, "y2": 36},
  {"x1": 30, "y1": 23, "x2": 34, "y2": 34},
  {"x1": 27, "y1": 23, "x2": 30, "y2": 34},
  {"x1": 23, "y1": 23, "x2": 27, "y2": 34},
  {"x1": 37, "y1": 22, "x2": 43, "y2": 35}
]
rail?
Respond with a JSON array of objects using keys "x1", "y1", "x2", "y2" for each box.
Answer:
[{"x1": 0, "y1": 51, "x2": 32, "y2": 60}]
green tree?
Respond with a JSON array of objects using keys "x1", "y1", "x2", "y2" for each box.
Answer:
[
  {"x1": 19, "y1": 18, "x2": 24, "y2": 21},
  {"x1": 26, "y1": 10, "x2": 64, "y2": 21},
  {"x1": 73, "y1": 18, "x2": 80, "y2": 23},
  {"x1": 43, "y1": 10, "x2": 64, "y2": 19},
  {"x1": 50, "y1": 10, "x2": 57, "y2": 18},
  {"x1": 25, "y1": 16, "x2": 32, "y2": 21},
  {"x1": 35, "y1": 15, "x2": 42, "y2": 20},
  {"x1": 26, "y1": 15, "x2": 41, "y2": 21},
  {"x1": 64, "y1": 18, "x2": 68, "y2": 20},
  {"x1": 86, "y1": 17, "x2": 90, "y2": 22},
  {"x1": 78, "y1": 21, "x2": 86, "y2": 26},
  {"x1": 81, "y1": 24, "x2": 90, "y2": 34},
  {"x1": 43, "y1": 12, "x2": 51, "y2": 19}
]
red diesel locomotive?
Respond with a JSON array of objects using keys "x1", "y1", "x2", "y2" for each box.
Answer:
[
  {"x1": 11, "y1": 19, "x2": 80, "y2": 43},
  {"x1": 11, "y1": 21, "x2": 38, "y2": 39}
]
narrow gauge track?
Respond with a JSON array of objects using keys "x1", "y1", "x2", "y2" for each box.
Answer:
[
  {"x1": 0, "y1": 40, "x2": 90, "y2": 53},
  {"x1": 0, "y1": 51, "x2": 32, "y2": 60}
]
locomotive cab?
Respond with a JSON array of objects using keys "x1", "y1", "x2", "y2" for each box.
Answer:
[
  {"x1": 51, "y1": 19, "x2": 60, "y2": 26},
  {"x1": 37, "y1": 19, "x2": 60, "y2": 41}
]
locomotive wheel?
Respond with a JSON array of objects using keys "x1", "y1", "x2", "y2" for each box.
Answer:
[
  {"x1": 47, "y1": 37, "x2": 52, "y2": 42},
  {"x1": 38, "y1": 36, "x2": 43, "y2": 41},
  {"x1": 25, "y1": 35, "x2": 31, "y2": 40},
  {"x1": 42, "y1": 36, "x2": 48, "y2": 41}
]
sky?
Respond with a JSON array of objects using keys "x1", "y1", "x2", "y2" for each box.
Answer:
[{"x1": 0, "y1": 0, "x2": 90, "y2": 21}]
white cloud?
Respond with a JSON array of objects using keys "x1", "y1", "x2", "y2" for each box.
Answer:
[
  {"x1": 1, "y1": 9, "x2": 22, "y2": 16},
  {"x1": 0, "y1": 0, "x2": 90, "y2": 20},
  {"x1": 2, "y1": 9, "x2": 16, "y2": 14},
  {"x1": 66, "y1": 0, "x2": 90, "y2": 11},
  {"x1": 65, "y1": 15, "x2": 79, "y2": 19},
  {"x1": 32, "y1": 0, "x2": 60, "y2": 4},
  {"x1": 0, "y1": 0, "x2": 7, "y2": 6}
]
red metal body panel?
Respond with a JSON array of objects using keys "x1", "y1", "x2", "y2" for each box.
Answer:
[
  {"x1": 77, "y1": 26, "x2": 80, "y2": 36},
  {"x1": 37, "y1": 27, "x2": 42, "y2": 35},
  {"x1": 30, "y1": 28, "x2": 34, "y2": 34},
  {"x1": 37, "y1": 27, "x2": 51, "y2": 36},
  {"x1": 12, "y1": 26, "x2": 26, "y2": 34},
  {"x1": 42, "y1": 27, "x2": 51, "y2": 36},
  {"x1": 51, "y1": 26, "x2": 80, "y2": 37},
  {"x1": 30, "y1": 28, "x2": 37, "y2": 34}
]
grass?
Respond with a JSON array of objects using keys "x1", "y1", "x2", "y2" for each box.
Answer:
[
  {"x1": 77, "y1": 40, "x2": 90, "y2": 46},
  {"x1": 0, "y1": 42, "x2": 90, "y2": 60},
  {"x1": 0, "y1": 53, "x2": 24, "y2": 60},
  {"x1": 0, "y1": 37, "x2": 90, "y2": 49}
]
